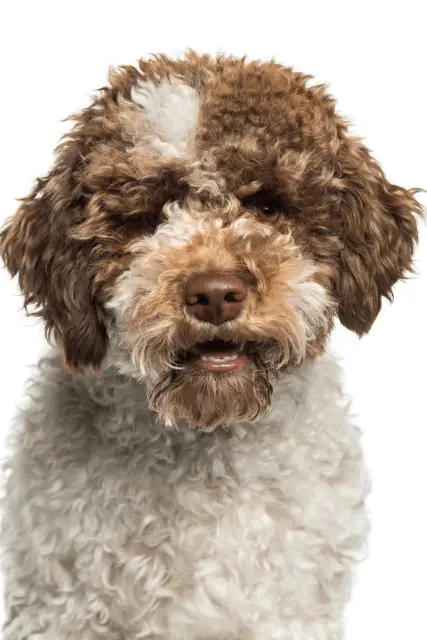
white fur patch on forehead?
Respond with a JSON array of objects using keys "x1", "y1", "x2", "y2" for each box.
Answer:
[{"x1": 130, "y1": 77, "x2": 199, "y2": 158}]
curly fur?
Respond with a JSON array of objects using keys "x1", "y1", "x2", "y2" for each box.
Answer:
[
  {"x1": 0, "y1": 52, "x2": 422, "y2": 639},
  {"x1": 3, "y1": 354, "x2": 368, "y2": 640}
]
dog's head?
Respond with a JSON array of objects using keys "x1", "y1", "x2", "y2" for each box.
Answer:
[{"x1": 1, "y1": 53, "x2": 422, "y2": 429}]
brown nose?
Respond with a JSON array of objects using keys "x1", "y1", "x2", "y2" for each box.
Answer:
[{"x1": 185, "y1": 274, "x2": 247, "y2": 325}]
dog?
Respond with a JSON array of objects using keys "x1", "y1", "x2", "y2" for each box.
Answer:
[{"x1": 0, "y1": 52, "x2": 422, "y2": 640}]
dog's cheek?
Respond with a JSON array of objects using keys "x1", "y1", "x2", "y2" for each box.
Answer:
[{"x1": 236, "y1": 229, "x2": 334, "y2": 361}]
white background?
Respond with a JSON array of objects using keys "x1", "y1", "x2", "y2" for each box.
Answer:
[{"x1": 0, "y1": 1, "x2": 426, "y2": 638}]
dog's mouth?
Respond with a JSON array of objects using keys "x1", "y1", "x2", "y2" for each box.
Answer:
[{"x1": 187, "y1": 339, "x2": 249, "y2": 372}]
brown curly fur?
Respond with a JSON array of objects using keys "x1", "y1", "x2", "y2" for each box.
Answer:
[{"x1": 0, "y1": 51, "x2": 422, "y2": 378}]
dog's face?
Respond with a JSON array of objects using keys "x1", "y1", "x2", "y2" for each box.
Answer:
[{"x1": 1, "y1": 54, "x2": 421, "y2": 429}]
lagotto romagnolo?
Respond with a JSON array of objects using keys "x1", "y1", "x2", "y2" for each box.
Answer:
[{"x1": 1, "y1": 52, "x2": 423, "y2": 639}]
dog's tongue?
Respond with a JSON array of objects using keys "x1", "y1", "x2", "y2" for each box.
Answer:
[{"x1": 191, "y1": 340, "x2": 248, "y2": 372}]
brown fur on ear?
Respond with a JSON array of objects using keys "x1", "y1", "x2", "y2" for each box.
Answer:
[
  {"x1": 336, "y1": 137, "x2": 423, "y2": 334},
  {"x1": 0, "y1": 63, "x2": 189, "y2": 372},
  {"x1": 0, "y1": 65, "x2": 154, "y2": 372},
  {"x1": 0, "y1": 153, "x2": 110, "y2": 372}
]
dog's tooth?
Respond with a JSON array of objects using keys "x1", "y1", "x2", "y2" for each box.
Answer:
[{"x1": 200, "y1": 354, "x2": 239, "y2": 363}]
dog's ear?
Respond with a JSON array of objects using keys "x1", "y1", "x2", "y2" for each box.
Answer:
[
  {"x1": 335, "y1": 137, "x2": 422, "y2": 334},
  {"x1": 0, "y1": 136, "x2": 109, "y2": 372}
]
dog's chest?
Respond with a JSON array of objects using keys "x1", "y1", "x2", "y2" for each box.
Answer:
[
  {"x1": 61, "y1": 424, "x2": 339, "y2": 635},
  {"x1": 6, "y1": 357, "x2": 366, "y2": 638}
]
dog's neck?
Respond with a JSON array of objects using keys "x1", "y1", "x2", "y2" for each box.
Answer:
[
  {"x1": 71, "y1": 349, "x2": 328, "y2": 439},
  {"x1": 22, "y1": 347, "x2": 344, "y2": 489}
]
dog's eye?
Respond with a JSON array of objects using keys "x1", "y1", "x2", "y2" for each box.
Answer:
[
  {"x1": 241, "y1": 191, "x2": 282, "y2": 216},
  {"x1": 260, "y1": 203, "x2": 277, "y2": 215}
]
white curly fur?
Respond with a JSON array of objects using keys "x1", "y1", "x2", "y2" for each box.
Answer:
[
  {"x1": 130, "y1": 78, "x2": 199, "y2": 157},
  {"x1": 2, "y1": 350, "x2": 369, "y2": 640}
]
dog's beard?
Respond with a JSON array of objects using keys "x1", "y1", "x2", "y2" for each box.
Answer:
[
  {"x1": 149, "y1": 353, "x2": 275, "y2": 430},
  {"x1": 119, "y1": 315, "x2": 307, "y2": 430}
]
